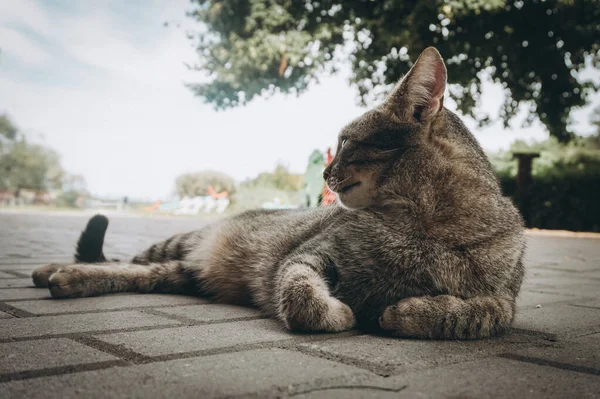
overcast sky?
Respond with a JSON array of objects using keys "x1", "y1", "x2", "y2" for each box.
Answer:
[{"x1": 1, "y1": 0, "x2": 598, "y2": 200}]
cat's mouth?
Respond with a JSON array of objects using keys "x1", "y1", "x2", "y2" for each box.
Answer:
[{"x1": 340, "y1": 181, "x2": 361, "y2": 194}]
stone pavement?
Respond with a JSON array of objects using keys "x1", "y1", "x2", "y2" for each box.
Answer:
[{"x1": 0, "y1": 210, "x2": 599, "y2": 398}]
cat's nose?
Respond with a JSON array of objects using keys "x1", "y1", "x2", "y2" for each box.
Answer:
[{"x1": 323, "y1": 168, "x2": 331, "y2": 180}]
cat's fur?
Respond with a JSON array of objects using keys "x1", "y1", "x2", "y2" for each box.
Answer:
[{"x1": 32, "y1": 48, "x2": 525, "y2": 339}]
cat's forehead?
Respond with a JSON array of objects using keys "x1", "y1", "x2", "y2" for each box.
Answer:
[{"x1": 339, "y1": 109, "x2": 411, "y2": 141}]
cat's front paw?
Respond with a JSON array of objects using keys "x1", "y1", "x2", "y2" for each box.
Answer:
[
  {"x1": 279, "y1": 286, "x2": 356, "y2": 333},
  {"x1": 32, "y1": 264, "x2": 66, "y2": 288},
  {"x1": 321, "y1": 296, "x2": 357, "y2": 332},
  {"x1": 47, "y1": 267, "x2": 88, "y2": 298},
  {"x1": 379, "y1": 296, "x2": 427, "y2": 336}
]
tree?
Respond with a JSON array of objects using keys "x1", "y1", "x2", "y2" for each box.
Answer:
[
  {"x1": 186, "y1": 0, "x2": 599, "y2": 142},
  {"x1": 175, "y1": 170, "x2": 237, "y2": 197},
  {"x1": 0, "y1": 114, "x2": 17, "y2": 141},
  {"x1": 0, "y1": 137, "x2": 65, "y2": 192},
  {"x1": 241, "y1": 162, "x2": 304, "y2": 191},
  {"x1": 0, "y1": 114, "x2": 65, "y2": 193}
]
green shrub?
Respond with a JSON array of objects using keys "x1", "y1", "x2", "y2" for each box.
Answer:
[{"x1": 492, "y1": 134, "x2": 600, "y2": 232}]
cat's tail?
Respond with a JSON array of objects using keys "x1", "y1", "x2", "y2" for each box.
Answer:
[
  {"x1": 378, "y1": 295, "x2": 515, "y2": 339},
  {"x1": 74, "y1": 214, "x2": 109, "y2": 263}
]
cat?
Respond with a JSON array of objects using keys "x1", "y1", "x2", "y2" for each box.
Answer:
[{"x1": 32, "y1": 47, "x2": 525, "y2": 339}]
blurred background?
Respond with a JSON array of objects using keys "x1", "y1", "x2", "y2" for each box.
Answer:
[{"x1": 0, "y1": 0, "x2": 598, "y2": 231}]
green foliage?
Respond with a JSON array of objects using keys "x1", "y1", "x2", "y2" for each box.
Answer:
[
  {"x1": 241, "y1": 162, "x2": 304, "y2": 191},
  {"x1": 490, "y1": 133, "x2": 600, "y2": 179},
  {"x1": 175, "y1": 170, "x2": 237, "y2": 197},
  {"x1": 490, "y1": 131, "x2": 600, "y2": 231},
  {"x1": 0, "y1": 116, "x2": 65, "y2": 192},
  {"x1": 0, "y1": 114, "x2": 18, "y2": 141},
  {"x1": 0, "y1": 114, "x2": 86, "y2": 210},
  {"x1": 186, "y1": 0, "x2": 599, "y2": 141},
  {"x1": 56, "y1": 191, "x2": 80, "y2": 208}
]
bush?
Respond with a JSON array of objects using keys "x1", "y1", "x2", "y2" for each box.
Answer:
[
  {"x1": 241, "y1": 163, "x2": 304, "y2": 191},
  {"x1": 492, "y1": 134, "x2": 600, "y2": 232},
  {"x1": 175, "y1": 170, "x2": 236, "y2": 197}
]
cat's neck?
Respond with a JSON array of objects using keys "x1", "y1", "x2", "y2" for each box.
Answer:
[{"x1": 378, "y1": 145, "x2": 520, "y2": 245}]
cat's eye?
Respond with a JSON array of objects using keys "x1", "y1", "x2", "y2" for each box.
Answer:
[{"x1": 341, "y1": 139, "x2": 347, "y2": 147}]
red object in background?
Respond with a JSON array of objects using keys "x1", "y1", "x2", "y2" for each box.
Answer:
[
  {"x1": 208, "y1": 186, "x2": 229, "y2": 199},
  {"x1": 321, "y1": 147, "x2": 337, "y2": 206}
]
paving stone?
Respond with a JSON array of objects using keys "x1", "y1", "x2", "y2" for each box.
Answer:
[
  {"x1": 9, "y1": 294, "x2": 207, "y2": 315},
  {"x1": 525, "y1": 236, "x2": 600, "y2": 272},
  {"x1": 383, "y1": 357, "x2": 600, "y2": 399},
  {"x1": 1, "y1": 310, "x2": 178, "y2": 339},
  {"x1": 154, "y1": 303, "x2": 260, "y2": 322},
  {"x1": 514, "y1": 303, "x2": 600, "y2": 338},
  {"x1": 516, "y1": 290, "x2": 578, "y2": 309},
  {"x1": 0, "y1": 348, "x2": 370, "y2": 399},
  {"x1": 96, "y1": 319, "x2": 293, "y2": 356},
  {"x1": 0, "y1": 338, "x2": 117, "y2": 374},
  {"x1": 0, "y1": 279, "x2": 34, "y2": 288},
  {"x1": 297, "y1": 332, "x2": 553, "y2": 375},
  {"x1": 0, "y1": 288, "x2": 52, "y2": 300},
  {"x1": 2, "y1": 212, "x2": 600, "y2": 398}
]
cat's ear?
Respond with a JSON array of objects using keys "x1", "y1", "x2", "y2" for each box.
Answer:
[{"x1": 385, "y1": 47, "x2": 447, "y2": 123}]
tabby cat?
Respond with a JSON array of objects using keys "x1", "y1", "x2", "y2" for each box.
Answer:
[{"x1": 32, "y1": 47, "x2": 525, "y2": 339}]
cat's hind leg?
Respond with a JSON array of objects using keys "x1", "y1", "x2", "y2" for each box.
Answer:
[
  {"x1": 379, "y1": 295, "x2": 515, "y2": 339},
  {"x1": 45, "y1": 261, "x2": 198, "y2": 298},
  {"x1": 32, "y1": 263, "x2": 68, "y2": 288},
  {"x1": 32, "y1": 214, "x2": 112, "y2": 288},
  {"x1": 277, "y1": 262, "x2": 356, "y2": 333}
]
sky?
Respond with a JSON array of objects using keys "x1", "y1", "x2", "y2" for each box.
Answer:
[{"x1": 1, "y1": 0, "x2": 599, "y2": 200}]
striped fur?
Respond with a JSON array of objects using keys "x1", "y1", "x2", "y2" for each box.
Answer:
[{"x1": 32, "y1": 47, "x2": 525, "y2": 339}]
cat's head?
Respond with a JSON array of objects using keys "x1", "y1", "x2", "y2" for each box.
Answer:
[{"x1": 324, "y1": 47, "x2": 491, "y2": 209}]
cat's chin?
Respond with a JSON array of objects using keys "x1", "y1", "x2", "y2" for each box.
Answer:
[{"x1": 336, "y1": 191, "x2": 371, "y2": 210}]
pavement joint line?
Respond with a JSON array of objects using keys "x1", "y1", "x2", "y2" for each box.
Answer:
[
  {"x1": 522, "y1": 288, "x2": 584, "y2": 297},
  {"x1": 292, "y1": 341, "x2": 394, "y2": 376},
  {"x1": 532, "y1": 266, "x2": 600, "y2": 274},
  {"x1": 0, "y1": 302, "x2": 36, "y2": 318},
  {"x1": 1, "y1": 297, "x2": 53, "y2": 303},
  {"x1": 0, "y1": 270, "x2": 25, "y2": 278},
  {"x1": 1, "y1": 295, "x2": 210, "y2": 304},
  {"x1": 0, "y1": 261, "x2": 71, "y2": 266},
  {"x1": 0, "y1": 332, "x2": 367, "y2": 383},
  {"x1": 504, "y1": 328, "x2": 559, "y2": 342},
  {"x1": 286, "y1": 384, "x2": 409, "y2": 398},
  {"x1": 570, "y1": 330, "x2": 600, "y2": 338},
  {"x1": 123, "y1": 329, "x2": 364, "y2": 364},
  {"x1": 0, "y1": 320, "x2": 361, "y2": 344},
  {"x1": 568, "y1": 303, "x2": 600, "y2": 311},
  {"x1": 0, "y1": 304, "x2": 266, "y2": 322},
  {"x1": 498, "y1": 353, "x2": 600, "y2": 376},
  {"x1": 0, "y1": 360, "x2": 129, "y2": 383},
  {"x1": 141, "y1": 307, "x2": 265, "y2": 324},
  {"x1": 226, "y1": 373, "x2": 396, "y2": 399},
  {"x1": 70, "y1": 335, "x2": 153, "y2": 363},
  {"x1": 0, "y1": 323, "x2": 184, "y2": 343}
]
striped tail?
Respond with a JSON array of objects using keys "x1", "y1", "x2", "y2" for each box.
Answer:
[{"x1": 74, "y1": 214, "x2": 109, "y2": 263}]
